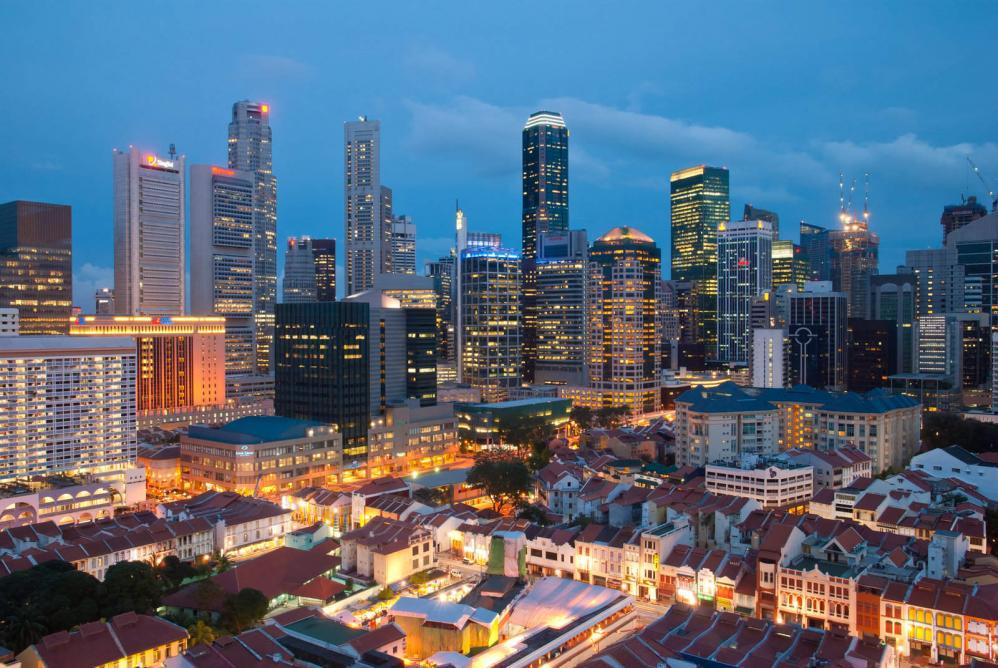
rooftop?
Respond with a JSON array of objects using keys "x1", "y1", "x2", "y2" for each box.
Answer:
[
  {"x1": 595, "y1": 226, "x2": 654, "y2": 245},
  {"x1": 188, "y1": 416, "x2": 328, "y2": 445}
]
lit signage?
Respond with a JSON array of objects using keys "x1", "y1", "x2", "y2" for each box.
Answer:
[
  {"x1": 144, "y1": 154, "x2": 175, "y2": 169},
  {"x1": 211, "y1": 166, "x2": 235, "y2": 177},
  {"x1": 261, "y1": 104, "x2": 270, "y2": 113}
]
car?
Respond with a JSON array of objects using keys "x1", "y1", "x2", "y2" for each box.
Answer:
[{"x1": 450, "y1": 568, "x2": 463, "y2": 578}]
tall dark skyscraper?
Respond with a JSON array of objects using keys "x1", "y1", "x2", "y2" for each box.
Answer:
[
  {"x1": 800, "y1": 222, "x2": 831, "y2": 282},
  {"x1": 670, "y1": 165, "x2": 730, "y2": 355},
  {"x1": 847, "y1": 318, "x2": 897, "y2": 392},
  {"x1": 275, "y1": 302, "x2": 370, "y2": 465},
  {"x1": 228, "y1": 101, "x2": 277, "y2": 375},
  {"x1": 788, "y1": 284, "x2": 848, "y2": 390},
  {"x1": 743, "y1": 203, "x2": 780, "y2": 239},
  {"x1": 521, "y1": 111, "x2": 569, "y2": 384},
  {"x1": 312, "y1": 239, "x2": 336, "y2": 301},
  {"x1": 521, "y1": 111, "x2": 569, "y2": 261},
  {"x1": 0, "y1": 201, "x2": 72, "y2": 334}
]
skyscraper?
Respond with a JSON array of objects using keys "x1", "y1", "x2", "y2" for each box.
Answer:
[
  {"x1": 521, "y1": 111, "x2": 569, "y2": 261},
  {"x1": 95, "y1": 288, "x2": 115, "y2": 315},
  {"x1": 716, "y1": 219, "x2": 773, "y2": 363},
  {"x1": 522, "y1": 111, "x2": 569, "y2": 384},
  {"x1": 800, "y1": 222, "x2": 831, "y2": 282},
  {"x1": 425, "y1": 255, "x2": 456, "y2": 380},
  {"x1": 282, "y1": 237, "x2": 319, "y2": 303},
  {"x1": 312, "y1": 239, "x2": 336, "y2": 301},
  {"x1": 344, "y1": 117, "x2": 389, "y2": 296},
  {"x1": 743, "y1": 204, "x2": 780, "y2": 239},
  {"x1": 228, "y1": 101, "x2": 277, "y2": 375},
  {"x1": 670, "y1": 165, "x2": 730, "y2": 356},
  {"x1": 585, "y1": 227, "x2": 662, "y2": 413},
  {"x1": 829, "y1": 218, "x2": 879, "y2": 319},
  {"x1": 535, "y1": 230, "x2": 588, "y2": 386},
  {"x1": 113, "y1": 147, "x2": 185, "y2": 316},
  {"x1": 190, "y1": 164, "x2": 257, "y2": 376},
  {"x1": 460, "y1": 247, "x2": 522, "y2": 402},
  {"x1": 390, "y1": 215, "x2": 416, "y2": 274},
  {"x1": 787, "y1": 282, "x2": 848, "y2": 390},
  {"x1": 847, "y1": 318, "x2": 897, "y2": 392},
  {"x1": 941, "y1": 195, "x2": 988, "y2": 243},
  {"x1": 0, "y1": 201, "x2": 72, "y2": 334},
  {"x1": 771, "y1": 240, "x2": 808, "y2": 290},
  {"x1": 871, "y1": 274, "x2": 916, "y2": 374}
]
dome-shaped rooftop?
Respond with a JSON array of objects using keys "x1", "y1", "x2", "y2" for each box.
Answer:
[{"x1": 596, "y1": 226, "x2": 654, "y2": 244}]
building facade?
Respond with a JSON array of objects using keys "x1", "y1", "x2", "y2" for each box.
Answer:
[
  {"x1": 189, "y1": 164, "x2": 257, "y2": 376},
  {"x1": 113, "y1": 147, "x2": 185, "y2": 316},
  {"x1": 534, "y1": 230, "x2": 588, "y2": 386},
  {"x1": 0, "y1": 201, "x2": 72, "y2": 335},
  {"x1": 390, "y1": 215, "x2": 416, "y2": 275},
  {"x1": 787, "y1": 282, "x2": 848, "y2": 390},
  {"x1": 716, "y1": 220, "x2": 773, "y2": 363},
  {"x1": 228, "y1": 100, "x2": 277, "y2": 375},
  {"x1": 584, "y1": 227, "x2": 662, "y2": 414},
  {"x1": 282, "y1": 237, "x2": 319, "y2": 303},
  {"x1": 460, "y1": 247, "x2": 522, "y2": 402},
  {"x1": 772, "y1": 240, "x2": 808, "y2": 291},
  {"x1": 671, "y1": 165, "x2": 730, "y2": 355},
  {"x1": 70, "y1": 315, "x2": 226, "y2": 417},
  {"x1": 344, "y1": 117, "x2": 389, "y2": 296},
  {"x1": 0, "y1": 336, "x2": 137, "y2": 482},
  {"x1": 829, "y1": 218, "x2": 880, "y2": 319}
]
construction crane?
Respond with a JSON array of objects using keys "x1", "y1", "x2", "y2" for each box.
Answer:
[{"x1": 967, "y1": 156, "x2": 998, "y2": 212}]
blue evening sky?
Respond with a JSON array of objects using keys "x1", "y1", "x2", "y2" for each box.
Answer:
[{"x1": 2, "y1": 2, "x2": 996, "y2": 306}]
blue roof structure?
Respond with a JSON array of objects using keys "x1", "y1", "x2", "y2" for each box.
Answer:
[
  {"x1": 676, "y1": 381, "x2": 919, "y2": 414},
  {"x1": 188, "y1": 416, "x2": 327, "y2": 445}
]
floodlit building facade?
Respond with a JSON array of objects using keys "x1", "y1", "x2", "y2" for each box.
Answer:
[
  {"x1": 113, "y1": 147, "x2": 185, "y2": 316},
  {"x1": 716, "y1": 219, "x2": 773, "y2": 363}
]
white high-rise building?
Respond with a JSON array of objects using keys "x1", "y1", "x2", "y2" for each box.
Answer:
[
  {"x1": 0, "y1": 336, "x2": 137, "y2": 481},
  {"x1": 190, "y1": 164, "x2": 257, "y2": 377},
  {"x1": 345, "y1": 117, "x2": 392, "y2": 295},
  {"x1": 390, "y1": 215, "x2": 416, "y2": 274},
  {"x1": 752, "y1": 328, "x2": 786, "y2": 388},
  {"x1": 113, "y1": 146, "x2": 185, "y2": 315},
  {"x1": 717, "y1": 219, "x2": 773, "y2": 363},
  {"x1": 228, "y1": 101, "x2": 277, "y2": 375}
]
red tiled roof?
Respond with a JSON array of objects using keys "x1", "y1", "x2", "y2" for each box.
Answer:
[
  {"x1": 31, "y1": 613, "x2": 187, "y2": 668},
  {"x1": 290, "y1": 576, "x2": 346, "y2": 602}
]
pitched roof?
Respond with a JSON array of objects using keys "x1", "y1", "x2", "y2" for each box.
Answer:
[{"x1": 30, "y1": 614, "x2": 187, "y2": 668}]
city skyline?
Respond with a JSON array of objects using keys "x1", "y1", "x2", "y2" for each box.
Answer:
[{"x1": 2, "y1": 3, "x2": 996, "y2": 307}]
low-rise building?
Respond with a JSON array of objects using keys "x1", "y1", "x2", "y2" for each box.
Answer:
[
  {"x1": 339, "y1": 515, "x2": 435, "y2": 586},
  {"x1": 0, "y1": 477, "x2": 120, "y2": 530},
  {"x1": 455, "y1": 397, "x2": 571, "y2": 448},
  {"x1": 910, "y1": 446, "x2": 998, "y2": 501},
  {"x1": 137, "y1": 444, "x2": 182, "y2": 494},
  {"x1": 785, "y1": 446, "x2": 872, "y2": 490},
  {"x1": 18, "y1": 613, "x2": 188, "y2": 668},
  {"x1": 705, "y1": 456, "x2": 813, "y2": 510},
  {"x1": 159, "y1": 491, "x2": 292, "y2": 555},
  {"x1": 180, "y1": 416, "x2": 342, "y2": 495},
  {"x1": 282, "y1": 487, "x2": 352, "y2": 535},
  {"x1": 367, "y1": 400, "x2": 459, "y2": 478}
]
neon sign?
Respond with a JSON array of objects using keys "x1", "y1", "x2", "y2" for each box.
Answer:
[{"x1": 145, "y1": 154, "x2": 175, "y2": 169}]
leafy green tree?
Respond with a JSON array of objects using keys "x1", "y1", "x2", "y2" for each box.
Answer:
[
  {"x1": 413, "y1": 487, "x2": 450, "y2": 506},
  {"x1": 212, "y1": 551, "x2": 234, "y2": 574},
  {"x1": 157, "y1": 555, "x2": 197, "y2": 591},
  {"x1": 5, "y1": 615, "x2": 46, "y2": 650},
  {"x1": 595, "y1": 406, "x2": 628, "y2": 429},
  {"x1": 526, "y1": 441, "x2": 552, "y2": 473},
  {"x1": 187, "y1": 620, "x2": 218, "y2": 646},
  {"x1": 219, "y1": 588, "x2": 269, "y2": 634},
  {"x1": 516, "y1": 504, "x2": 551, "y2": 526},
  {"x1": 376, "y1": 586, "x2": 395, "y2": 601},
  {"x1": 467, "y1": 455, "x2": 533, "y2": 514},
  {"x1": 499, "y1": 417, "x2": 553, "y2": 454},
  {"x1": 102, "y1": 561, "x2": 162, "y2": 616},
  {"x1": 570, "y1": 406, "x2": 594, "y2": 431}
]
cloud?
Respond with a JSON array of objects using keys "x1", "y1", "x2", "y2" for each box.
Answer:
[
  {"x1": 240, "y1": 54, "x2": 313, "y2": 80},
  {"x1": 406, "y1": 44, "x2": 475, "y2": 86},
  {"x1": 404, "y1": 95, "x2": 997, "y2": 206},
  {"x1": 30, "y1": 160, "x2": 63, "y2": 172},
  {"x1": 73, "y1": 262, "x2": 114, "y2": 310}
]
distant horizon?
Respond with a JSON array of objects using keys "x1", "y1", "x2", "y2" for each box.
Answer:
[{"x1": 1, "y1": 2, "x2": 995, "y2": 308}]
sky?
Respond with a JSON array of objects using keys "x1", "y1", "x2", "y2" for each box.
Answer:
[{"x1": 2, "y1": 2, "x2": 997, "y2": 308}]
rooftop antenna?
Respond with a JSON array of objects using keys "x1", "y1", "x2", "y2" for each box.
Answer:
[
  {"x1": 838, "y1": 173, "x2": 845, "y2": 215},
  {"x1": 168, "y1": 143, "x2": 176, "y2": 160}
]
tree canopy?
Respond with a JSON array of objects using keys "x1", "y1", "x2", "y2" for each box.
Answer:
[
  {"x1": 467, "y1": 454, "x2": 534, "y2": 514},
  {"x1": 219, "y1": 588, "x2": 269, "y2": 634},
  {"x1": 102, "y1": 561, "x2": 162, "y2": 617},
  {"x1": 922, "y1": 412, "x2": 998, "y2": 453}
]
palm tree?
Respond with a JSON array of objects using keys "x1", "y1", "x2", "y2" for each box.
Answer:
[
  {"x1": 7, "y1": 615, "x2": 46, "y2": 651},
  {"x1": 212, "y1": 551, "x2": 233, "y2": 574},
  {"x1": 187, "y1": 620, "x2": 217, "y2": 647}
]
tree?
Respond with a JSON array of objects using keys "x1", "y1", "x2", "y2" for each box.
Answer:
[
  {"x1": 467, "y1": 455, "x2": 533, "y2": 514},
  {"x1": 922, "y1": 411, "x2": 998, "y2": 454},
  {"x1": 157, "y1": 555, "x2": 197, "y2": 591},
  {"x1": 194, "y1": 579, "x2": 226, "y2": 611},
  {"x1": 376, "y1": 586, "x2": 395, "y2": 601},
  {"x1": 219, "y1": 588, "x2": 269, "y2": 634},
  {"x1": 102, "y1": 561, "x2": 162, "y2": 616},
  {"x1": 413, "y1": 487, "x2": 450, "y2": 507},
  {"x1": 526, "y1": 441, "x2": 552, "y2": 473},
  {"x1": 187, "y1": 620, "x2": 218, "y2": 646},
  {"x1": 499, "y1": 417, "x2": 553, "y2": 454},
  {"x1": 516, "y1": 504, "x2": 551, "y2": 526},
  {"x1": 570, "y1": 406, "x2": 594, "y2": 431},
  {"x1": 212, "y1": 551, "x2": 234, "y2": 574},
  {"x1": 595, "y1": 406, "x2": 628, "y2": 429},
  {"x1": 5, "y1": 615, "x2": 46, "y2": 650}
]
